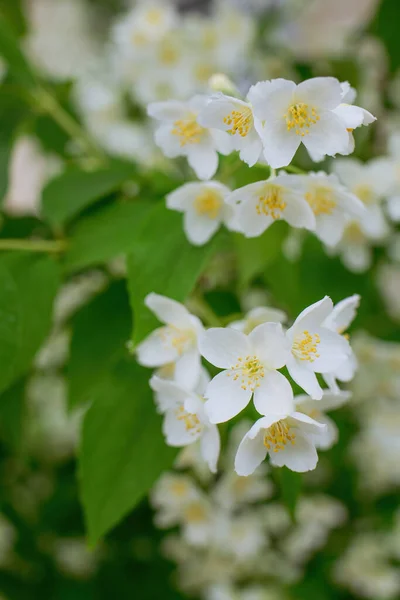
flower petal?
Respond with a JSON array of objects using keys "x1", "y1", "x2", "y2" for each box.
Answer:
[
  {"x1": 174, "y1": 346, "x2": 202, "y2": 390},
  {"x1": 269, "y1": 431, "x2": 318, "y2": 472},
  {"x1": 235, "y1": 428, "x2": 267, "y2": 476},
  {"x1": 261, "y1": 119, "x2": 301, "y2": 169},
  {"x1": 288, "y1": 296, "x2": 333, "y2": 337},
  {"x1": 199, "y1": 328, "x2": 250, "y2": 369},
  {"x1": 136, "y1": 328, "x2": 178, "y2": 367},
  {"x1": 249, "y1": 322, "x2": 291, "y2": 369},
  {"x1": 253, "y1": 371, "x2": 294, "y2": 416},
  {"x1": 296, "y1": 77, "x2": 342, "y2": 110},
  {"x1": 200, "y1": 425, "x2": 221, "y2": 473},
  {"x1": 287, "y1": 356, "x2": 323, "y2": 400},
  {"x1": 248, "y1": 79, "x2": 296, "y2": 122},
  {"x1": 204, "y1": 370, "x2": 252, "y2": 423},
  {"x1": 302, "y1": 112, "x2": 349, "y2": 158},
  {"x1": 311, "y1": 328, "x2": 351, "y2": 373},
  {"x1": 183, "y1": 210, "x2": 220, "y2": 246},
  {"x1": 145, "y1": 293, "x2": 193, "y2": 328},
  {"x1": 163, "y1": 410, "x2": 201, "y2": 446},
  {"x1": 187, "y1": 143, "x2": 218, "y2": 180}
]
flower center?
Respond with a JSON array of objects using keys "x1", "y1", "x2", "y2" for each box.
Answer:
[
  {"x1": 176, "y1": 406, "x2": 202, "y2": 433},
  {"x1": 353, "y1": 184, "x2": 374, "y2": 205},
  {"x1": 159, "y1": 43, "x2": 179, "y2": 65},
  {"x1": 293, "y1": 330, "x2": 321, "y2": 362},
  {"x1": 344, "y1": 221, "x2": 364, "y2": 243},
  {"x1": 228, "y1": 355, "x2": 265, "y2": 391},
  {"x1": 223, "y1": 106, "x2": 253, "y2": 137},
  {"x1": 193, "y1": 190, "x2": 223, "y2": 219},
  {"x1": 305, "y1": 186, "x2": 337, "y2": 216},
  {"x1": 131, "y1": 32, "x2": 148, "y2": 47},
  {"x1": 161, "y1": 326, "x2": 194, "y2": 355},
  {"x1": 256, "y1": 184, "x2": 287, "y2": 219},
  {"x1": 284, "y1": 103, "x2": 320, "y2": 136},
  {"x1": 184, "y1": 502, "x2": 208, "y2": 523},
  {"x1": 170, "y1": 481, "x2": 190, "y2": 497},
  {"x1": 263, "y1": 420, "x2": 296, "y2": 452},
  {"x1": 172, "y1": 115, "x2": 204, "y2": 147},
  {"x1": 194, "y1": 63, "x2": 213, "y2": 83},
  {"x1": 146, "y1": 8, "x2": 163, "y2": 25}
]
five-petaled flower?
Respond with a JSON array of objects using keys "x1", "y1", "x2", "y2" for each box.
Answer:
[
  {"x1": 136, "y1": 293, "x2": 204, "y2": 389},
  {"x1": 286, "y1": 297, "x2": 351, "y2": 400},
  {"x1": 199, "y1": 322, "x2": 293, "y2": 423},
  {"x1": 235, "y1": 412, "x2": 326, "y2": 475}
]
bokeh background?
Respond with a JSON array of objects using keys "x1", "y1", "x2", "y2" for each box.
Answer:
[{"x1": 0, "y1": 0, "x2": 400, "y2": 599}]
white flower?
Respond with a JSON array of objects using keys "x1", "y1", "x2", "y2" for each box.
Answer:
[
  {"x1": 199, "y1": 323, "x2": 293, "y2": 423},
  {"x1": 166, "y1": 181, "x2": 234, "y2": 245},
  {"x1": 322, "y1": 294, "x2": 360, "y2": 392},
  {"x1": 149, "y1": 375, "x2": 220, "y2": 472},
  {"x1": 230, "y1": 306, "x2": 287, "y2": 335},
  {"x1": 226, "y1": 174, "x2": 316, "y2": 238},
  {"x1": 235, "y1": 412, "x2": 326, "y2": 475},
  {"x1": 286, "y1": 297, "x2": 351, "y2": 400},
  {"x1": 212, "y1": 464, "x2": 274, "y2": 510},
  {"x1": 295, "y1": 390, "x2": 351, "y2": 450},
  {"x1": 249, "y1": 77, "x2": 350, "y2": 168},
  {"x1": 198, "y1": 92, "x2": 263, "y2": 167},
  {"x1": 147, "y1": 95, "x2": 230, "y2": 180},
  {"x1": 292, "y1": 172, "x2": 365, "y2": 246},
  {"x1": 150, "y1": 472, "x2": 200, "y2": 527},
  {"x1": 136, "y1": 293, "x2": 203, "y2": 389}
]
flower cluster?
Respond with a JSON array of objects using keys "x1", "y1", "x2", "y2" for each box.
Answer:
[
  {"x1": 150, "y1": 422, "x2": 347, "y2": 599},
  {"x1": 136, "y1": 293, "x2": 359, "y2": 475}
]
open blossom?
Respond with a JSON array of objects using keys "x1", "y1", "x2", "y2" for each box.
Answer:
[
  {"x1": 295, "y1": 390, "x2": 351, "y2": 450},
  {"x1": 147, "y1": 95, "x2": 230, "y2": 180},
  {"x1": 150, "y1": 374, "x2": 220, "y2": 472},
  {"x1": 225, "y1": 174, "x2": 316, "y2": 238},
  {"x1": 199, "y1": 323, "x2": 293, "y2": 423},
  {"x1": 198, "y1": 92, "x2": 263, "y2": 167},
  {"x1": 286, "y1": 297, "x2": 352, "y2": 400},
  {"x1": 249, "y1": 77, "x2": 351, "y2": 168},
  {"x1": 230, "y1": 306, "x2": 287, "y2": 335},
  {"x1": 322, "y1": 294, "x2": 360, "y2": 392},
  {"x1": 136, "y1": 293, "x2": 203, "y2": 389},
  {"x1": 235, "y1": 412, "x2": 326, "y2": 475},
  {"x1": 166, "y1": 181, "x2": 235, "y2": 245},
  {"x1": 292, "y1": 172, "x2": 365, "y2": 246}
]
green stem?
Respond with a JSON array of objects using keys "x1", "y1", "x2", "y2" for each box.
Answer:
[
  {"x1": 283, "y1": 164, "x2": 306, "y2": 175},
  {"x1": 0, "y1": 239, "x2": 67, "y2": 253},
  {"x1": 31, "y1": 88, "x2": 106, "y2": 164}
]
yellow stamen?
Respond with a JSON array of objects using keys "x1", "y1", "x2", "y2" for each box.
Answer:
[
  {"x1": 293, "y1": 330, "x2": 321, "y2": 362},
  {"x1": 227, "y1": 355, "x2": 265, "y2": 391},
  {"x1": 256, "y1": 184, "x2": 287, "y2": 219},
  {"x1": 172, "y1": 115, "x2": 204, "y2": 147},
  {"x1": 176, "y1": 406, "x2": 202, "y2": 433},
  {"x1": 284, "y1": 103, "x2": 320, "y2": 136},
  {"x1": 353, "y1": 184, "x2": 374, "y2": 205},
  {"x1": 263, "y1": 420, "x2": 296, "y2": 452},
  {"x1": 193, "y1": 190, "x2": 223, "y2": 219},
  {"x1": 305, "y1": 186, "x2": 336, "y2": 216},
  {"x1": 223, "y1": 107, "x2": 253, "y2": 137}
]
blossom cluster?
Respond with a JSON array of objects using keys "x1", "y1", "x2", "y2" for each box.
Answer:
[{"x1": 136, "y1": 293, "x2": 359, "y2": 476}]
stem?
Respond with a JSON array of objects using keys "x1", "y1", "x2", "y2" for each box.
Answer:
[
  {"x1": 31, "y1": 88, "x2": 106, "y2": 164},
  {"x1": 0, "y1": 239, "x2": 67, "y2": 253},
  {"x1": 283, "y1": 165, "x2": 306, "y2": 175}
]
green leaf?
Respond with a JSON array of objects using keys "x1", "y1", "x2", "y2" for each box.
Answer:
[
  {"x1": 127, "y1": 203, "x2": 218, "y2": 345},
  {"x1": 275, "y1": 466, "x2": 302, "y2": 522},
  {"x1": 0, "y1": 377, "x2": 26, "y2": 449},
  {"x1": 41, "y1": 161, "x2": 136, "y2": 227},
  {"x1": 79, "y1": 360, "x2": 176, "y2": 545},
  {"x1": 234, "y1": 221, "x2": 287, "y2": 288},
  {"x1": 63, "y1": 200, "x2": 153, "y2": 274},
  {"x1": 0, "y1": 253, "x2": 60, "y2": 395},
  {"x1": 68, "y1": 282, "x2": 132, "y2": 410},
  {"x1": 0, "y1": 14, "x2": 36, "y2": 87}
]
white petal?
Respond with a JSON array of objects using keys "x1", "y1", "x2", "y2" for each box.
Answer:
[
  {"x1": 163, "y1": 410, "x2": 201, "y2": 446},
  {"x1": 136, "y1": 328, "x2": 178, "y2": 367},
  {"x1": 237, "y1": 195, "x2": 274, "y2": 237},
  {"x1": 166, "y1": 183, "x2": 201, "y2": 210},
  {"x1": 269, "y1": 431, "x2": 318, "y2": 472},
  {"x1": 204, "y1": 370, "x2": 252, "y2": 423},
  {"x1": 183, "y1": 210, "x2": 220, "y2": 245},
  {"x1": 284, "y1": 195, "x2": 316, "y2": 231},
  {"x1": 323, "y1": 294, "x2": 360, "y2": 332},
  {"x1": 342, "y1": 243, "x2": 371, "y2": 273},
  {"x1": 310, "y1": 414, "x2": 338, "y2": 450},
  {"x1": 261, "y1": 119, "x2": 301, "y2": 169},
  {"x1": 238, "y1": 130, "x2": 263, "y2": 167},
  {"x1": 174, "y1": 346, "x2": 202, "y2": 389},
  {"x1": 187, "y1": 143, "x2": 218, "y2": 180},
  {"x1": 149, "y1": 375, "x2": 190, "y2": 412},
  {"x1": 154, "y1": 123, "x2": 182, "y2": 158},
  {"x1": 287, "y1": 356, "x2": 323, "y2": 400},
  {"x1": 289, "y1": 296, "x2": 333, "y2": 337},
  {"x1": 147, "y1": 100, "x2": 188, "y2": 121},
  {"x1": 315, "y1": 213, "x2": 346, "y2": 246},
  {"x1": 311, "y1": 328, "x2": 351, "y2": 373},
  {"x1": 334, "y1": 352, "x2": 358, "y2": 382},
  {"x1": 248, "y1": 79, "x2": 296, "y2": 122},
  {"x1": 199, "y1": 328, "x2": 250, "y2": 369},
  {"x1": 387, "y1": 196, "x2": 400, "y2": 222},
  {"x1": 200, "y1": 425, "x2": 220, "y2": 473},
  {"x1": 235, "y1": 428, "x2": 267, "y2": 476},
  {"x1": 249, "y1": 322, "x2": 291, "y2": 369},
  {"x1": 296, "y1": 77, "x2": 342, "y2": 110},
  {"x1": 302, "y1": 112, "x2": 349, "y2": 158},
  {"x1": 253, "y1": 371, "x2": 294, "y2": 416},
  {"x1": 145, "y1": 293, "x2": 193, "y2": 328}
]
